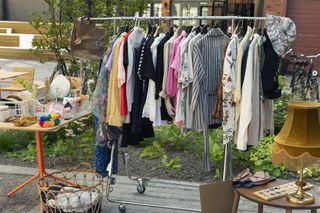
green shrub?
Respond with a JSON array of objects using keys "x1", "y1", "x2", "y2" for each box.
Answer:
[
  {"x1": 0, "y1": 131, "x2": 34, "y2": 152},
  {"x1": 249, "y1": 135, "x2": 286, "y2": 177},
  {"x1": 140, "y1": 141, "x2": 164, "y2": 160},
  {"x1": 154, "y1": 155, "x2": 181, "y2": 173},
  {"x1": 274, "y1": 93, "x2": 292, "y2": 134},
  {"x1": 7, "y1": 143, "x2": 37, "y2": 161}
]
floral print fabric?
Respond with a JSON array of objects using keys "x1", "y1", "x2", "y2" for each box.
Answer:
[{"x1": 222, "y1": 36, "x2": 238, "y2": 145}]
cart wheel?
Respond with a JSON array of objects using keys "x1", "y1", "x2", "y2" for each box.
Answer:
[
  {"x1": 119, "y1": 204, "x2": 126, "y2": 213},
  {"x1": 137, "y1": 184, "x2": 146, "y2": 193}
]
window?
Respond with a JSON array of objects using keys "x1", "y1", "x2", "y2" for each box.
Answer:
[{"x1": 171, "y1": 0, "x2": 208, "y2": 25}]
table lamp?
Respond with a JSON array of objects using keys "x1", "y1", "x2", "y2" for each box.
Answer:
[{"x1": 272, "y1": 102, "x2": 320, "y2": 205}]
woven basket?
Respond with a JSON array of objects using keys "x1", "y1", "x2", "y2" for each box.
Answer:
[{"x1": 38, "y1": 163, "x2": 103, "y2": 213}]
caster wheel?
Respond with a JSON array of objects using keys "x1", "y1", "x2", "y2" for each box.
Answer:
[
  {"x1": 119, "y1": 204, "x2": 126, "y2": 213},
  {"x1": 137, "y1": 185, "x2": 146, "y2": 193}
]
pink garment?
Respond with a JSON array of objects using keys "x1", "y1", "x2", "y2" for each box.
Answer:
[
  {"x1": 172, "y1": 37, "x2": 186, "y2": 79},
  {"x1": 174, "y1": 37, "x2": 187, "y2": 110},
  {"x1": 166, "y1": 31, "x2": 186, "y2": 98}
]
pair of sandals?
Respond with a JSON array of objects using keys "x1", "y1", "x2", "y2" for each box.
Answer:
[{"x1": 233, "y1": 169, "x2": 276, "y2": 188}]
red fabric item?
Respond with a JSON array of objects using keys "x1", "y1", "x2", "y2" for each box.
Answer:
[{"x1": 120, "y1": 32, "x2": 132, "y2": 116}]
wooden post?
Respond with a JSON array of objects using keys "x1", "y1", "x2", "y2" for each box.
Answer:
[{"x1": 161, "y1": 0, "x2": 171, "y2": 27}]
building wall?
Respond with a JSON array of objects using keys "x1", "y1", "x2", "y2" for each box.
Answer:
[
  {"x1": 6, "y1": 0, "x2": 47, "y2": 21},
  {"x1": 264, "y1": 0, "x2": 287, "y2": 16},
  {"x1": 161, "y1": 0, "x2": 171, "y2": 16}
]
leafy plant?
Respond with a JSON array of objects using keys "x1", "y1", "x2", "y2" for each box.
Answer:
[
  {"x1": 274, "y1": 92, "x2": 292, "y2": 134},
  {"x1": 0, "y1": 131, "x2": 34, "y2": 152},
  {"x1": 249, "y1": 135, "x2": 286, "y2": 177},
  {"x1": 30, "y1": 0, "x2": 88, "y2": 68},
  {"x1": 154, "y1": 155, "x2": 182, "y2": 173},
  {"x1": 7, "y1": 143, "x2": 37, "y2": 161},
  {"x1": 209, "y1": 139, "x2": 224, "y2": 166},
  {"x1": 49, "y1": 139, "x2": 66, "y2": 157},
  {"x1": 140, "y1": 141, "x2": 164, "y2": 160},
  {"x1": 15, "y1": 78, "x2": 38, "y2": 98},
  {"x1": 0, "y1": 131, "x2": 16, "y2": 152}
]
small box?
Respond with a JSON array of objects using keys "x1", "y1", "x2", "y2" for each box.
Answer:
[{"x1": 0, "y1": 100, "x2": 33, "y2": 116}]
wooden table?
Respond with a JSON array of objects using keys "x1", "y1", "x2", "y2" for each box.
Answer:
[
  {"x1": 232, "y1": 179, "x2": 320, "y2": 213},
  {"x1": 0, "y1": 69, "x2": 28, "y2": 80},
  {"x1": 0, "y1": 112, "x2": 90, "y2": 198}
]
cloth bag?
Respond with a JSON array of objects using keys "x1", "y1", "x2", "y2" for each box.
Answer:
[{"x1": 70, "y1": 20, "x2": 106, "y2": 61}]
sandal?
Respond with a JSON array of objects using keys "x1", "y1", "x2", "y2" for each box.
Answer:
[{"x1": 250, "y1": 171, "x2": 277, "y2": 186}]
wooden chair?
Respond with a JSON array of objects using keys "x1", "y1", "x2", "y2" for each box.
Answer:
[{"x1": 199, "y1": 180, "x2": 235, "y2": 213}]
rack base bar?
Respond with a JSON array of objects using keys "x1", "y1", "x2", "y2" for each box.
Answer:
[{"x1": 106, "y1": 192, "x2": 201, "y2": 212}]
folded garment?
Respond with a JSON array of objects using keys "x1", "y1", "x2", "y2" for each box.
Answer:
[{"x1": 14, "y1": 115, "x2": 38, "y2": 127}]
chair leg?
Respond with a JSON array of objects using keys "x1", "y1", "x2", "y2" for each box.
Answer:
[
  {"x1": 258, "y1": 204, "x2": 263, "y2": 213},
  {"x1": 232, "y1": 191, "x2": 240, "y2": 213},
  {"x1": 311, "y1": 209, "x2": 317, "y2": 213}
]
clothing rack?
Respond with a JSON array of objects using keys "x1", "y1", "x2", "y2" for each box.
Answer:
[
  {"x1": 89, "y1": 15, "x2": 267, "y2": 21},
  {"x1": 89, "y1": 15, "x2": 267, "y2": 213}
]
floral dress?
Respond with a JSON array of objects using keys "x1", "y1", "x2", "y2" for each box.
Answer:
[{"x1": 222, "y1": 35, "x2": 238, "y2": 145}]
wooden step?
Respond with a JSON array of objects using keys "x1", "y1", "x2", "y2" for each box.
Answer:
[
  {"x1": 0, "y1": 28, "x2": 12, "y2": 34},
  {"x1": 0, "y1": 35, "x2": 20, "y2": 47},
  {"x1": 0, "y1": 21, "x2": 39, "y2": 34},
  {"x1": 0, "y1": 47, "x2": 56, "y2": 60}
]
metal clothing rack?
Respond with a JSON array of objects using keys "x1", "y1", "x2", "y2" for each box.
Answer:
[
  {"x1": 89, "y1": 15, "x2": 267, "y2": 213},
  {"x1": 89, "y1": 15, "x2": 266, "y2": 21}
]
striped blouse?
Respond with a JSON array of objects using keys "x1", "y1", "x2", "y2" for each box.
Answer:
[{"x1": 191, "y1": 28, "x2": 229, "y2": 130}]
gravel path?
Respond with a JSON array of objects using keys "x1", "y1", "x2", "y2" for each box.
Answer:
[{"x1": 0, "y1": 174, "x2": 38, "y2": 213}]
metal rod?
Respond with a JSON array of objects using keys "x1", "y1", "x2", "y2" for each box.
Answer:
[
  {"x1": 89, "y1": 15, "x2": 266, "y2": 21},
  {"x1": 223, "y1": 144, "x2": 228, "y2": 181},
  {"x1": 106, "y1": 195, "x2": 201, "y2": 212},
  {"x1": 203, "y1": 127, "x2": 211, "y2": 172}
]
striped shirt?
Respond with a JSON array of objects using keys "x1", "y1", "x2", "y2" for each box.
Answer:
[{"x1": 191, "y1": 28, "x2": 229, "y2": 130}]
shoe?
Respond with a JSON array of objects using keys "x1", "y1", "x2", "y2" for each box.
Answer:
[
  {"x1": 250, "y1": 171, "x2": 277, "y2": 186},
  {"x1": 233, "y1": 168, "x2": 253, "y2": 188}
]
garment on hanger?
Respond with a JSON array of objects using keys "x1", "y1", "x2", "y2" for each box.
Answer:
[
  {"x1": 261, "y1": 32, "x2": 281, "y2": 99},
  {"x1": 191, "y1": 28, "x2": 229, "y2": 130},
  {"x1": 155, "y1": 31, "x2": 174, "y2": 121},
  {"x1": 166, "y1": 31, "x2": 187, "y2": 98},
  {"x1": 142, "y1": 33, "x2": 166, "y2": 125},
  {"x1": 160, "y1": 29, "x2": 181, "y2": 118},
  {"x1": 126, "y1": 27, "x2": 144, "y2": 115},
  {"x1": 222, "y1": 34, "x2": 239, "y2": 145},
  {"x1": 184, "y1": 32, "x2": 203, "y2": 130},
  {"x1": 106, "y1": 32, "x2": 127, "y2": 127},
  {"x1": 234, "y1": 26, "x2": 253, "y2": 140},
  {"x1": 237, "y1": 34, "x2": 260, "y2": 150},
  {"x1": 91, "y1": 35, "x2": 117, "y2": 122},
  {"x1": 175, "y1": 32, "x2": 196, "y2": 127},
  {"x1": 119, "y1": 32, "x2": 132, "y2": 118}
]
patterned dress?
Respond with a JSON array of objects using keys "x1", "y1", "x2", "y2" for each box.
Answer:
[{"x1": 222, "y1": 35, "x2": 238, "y2": 145}]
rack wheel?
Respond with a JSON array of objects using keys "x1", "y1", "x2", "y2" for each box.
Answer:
[
  {"x1": 137, "y1": 184, "x2": 146, "y2": 193},
  {"x1": 119, "y1": 204, "x2": 126, "y2": 213}
]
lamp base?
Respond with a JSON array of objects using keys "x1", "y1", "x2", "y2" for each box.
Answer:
[{"x1": 287, "y1": 181, "x2": 315, "y2": 205}]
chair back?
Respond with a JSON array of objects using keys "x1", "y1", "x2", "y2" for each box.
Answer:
[{"x1": 199, "y1": 180, "x2": 235, "y2": 213}]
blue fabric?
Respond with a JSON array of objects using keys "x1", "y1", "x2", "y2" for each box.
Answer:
[{"x1": 94, "y1": 116, "x2": 119, "y2": 177}]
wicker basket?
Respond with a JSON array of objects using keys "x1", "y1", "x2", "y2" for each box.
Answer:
[{"x1": 38, "y1": 163, "x2": 103, "y2": 213}]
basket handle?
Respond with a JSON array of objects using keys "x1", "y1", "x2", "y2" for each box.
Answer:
[{"x1": 74, "y1": 162, "x2": 93, "y2": 171}]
